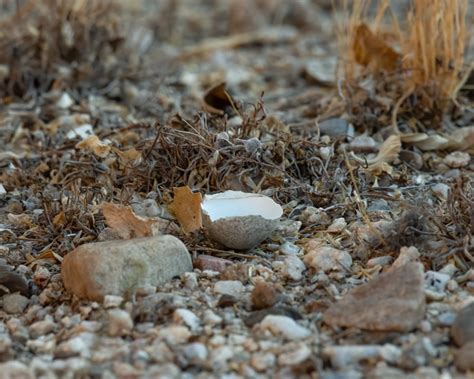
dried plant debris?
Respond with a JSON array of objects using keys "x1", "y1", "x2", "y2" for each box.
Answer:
[
  {"x1": 338, "y1": 0, "x2": 470, "y2": 130},
  {"x1": 0, "y1": 0, "x2": 136, "y2": 99},
  {"x1": 0, "y1": 0, "x2": 472, "y2": 378}
]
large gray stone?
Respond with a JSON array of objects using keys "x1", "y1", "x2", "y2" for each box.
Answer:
[
  {"x1": 61, "y1": 235, "x2": 192, "y2": 301},
  {"x1": 2, "y1": 293, "x2": 29, "y2": 314},
  {"x1": 323, "y1": 263, "x2": 425, "y2": 332}
]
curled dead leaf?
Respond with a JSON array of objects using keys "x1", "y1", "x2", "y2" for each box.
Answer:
[
  {"x1": 168, "y1": 186, "x2": 203, "y2": 234},
  {"x1": 7, "y1": 213, "x2": 33, "y2": 228},
  {"x1": 363, "y1": 161, "x2": 393, "y2": 176},
  {"x1": 353, "y1": 23, "x2": 401, "y2": 72},
  {"x1": 113, "y1": 147, "x2": 142, "y2": 164},
  {"x1": 75, "y1": 135, "x2": 111, "y2": 158},
  {"x1": 100, "y1": 202, "x2": 153, "y2": 239},
  {"x1": 53, "y1": 211, "x2": 66, "y2": 227},
  {"x1": 351, "y1": 135, "x2": 401, "y2": 177},
  {"x1": 203, "y1": 81, "x2": 237, "y2": 115}
]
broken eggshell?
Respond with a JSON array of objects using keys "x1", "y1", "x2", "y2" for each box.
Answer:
[{"x1": 201, "y1": 191, "x2": 283, "y2": 250}]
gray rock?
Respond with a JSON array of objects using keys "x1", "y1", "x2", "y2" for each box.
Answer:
[
  {"x1": 443, "y1": 151, "x2": 470, "y2": 168},
  {"x1": 319, "y1": 118, "x2": 350, "y2": 138},
  {"x1": 29, "y1": 319, "x2": 55, "y2": 338},
  {"x1": 173, "y1": 309, "x2": 201, "y2": 332},
  {"x1": 214, "y1": 280, "x2": 244, "y2": 297},
  {"x1": 437, "y1": 312, "x2": 456, "y2": 327},
  {"x1": 182, "y1": 342, "x2": 208, "y2": 363},
  {"x1": 431, "y1": 183, "x2": 449, "y2": 200},
  {"x1": 0, "y1": 266, "x2": 29, "y2": 296},
  {"x1": 61, "y1": 235, "x2": 192, "y2": 301},
  {"x1": 425, "y1": 271, "x2": 450, "y2": 293},
  {"x1": 367, "y1": 256, "x2": 392, "y2": 268},
  {"x1": 278, "y1": 344, "x2": 311, "y2": 365},
  {"x1": 55, "y1": 332, "x2": 97, "y2": 358},
  {"x1": 203, "y1": 213, "x2": 279, "y2": 250},
  {"x1": 2, "y1": 293, "x2": 29, "y2": 314},
  {"x1": 399, "y1": 150, "x2": 423, "y2": 170},
  {"x1": 451, "y1": 303, "x2": 474, "y2": 346},
  {"x1": 0, "y1": 361, "x2": 33, "y2": 379},
  {"x1": 349, "y1": 136, "x2": 377, "y2": 153},
  {"x1": 282, "y1": 255, "x2": 305, "y2": 281},
  {"x1": 258, "y1": 315, "x2": 311, "y2": 340},
  {"x1": 323, "y1": 263, "x2": 425, "y2": 332},
  {"x1": 323, "y1": 344, "x2": 400, "y2": 369}
]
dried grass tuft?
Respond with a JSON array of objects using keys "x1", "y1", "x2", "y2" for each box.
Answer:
[
  {"x1": 0, "y1": 0, "x2": 130, "y2": 99},
  {"x1": 337, "y1": 0, "x2": 470, "y2": 129}
]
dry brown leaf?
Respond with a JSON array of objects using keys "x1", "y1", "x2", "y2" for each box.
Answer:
[
  {"x1": 53, "y1": 211, "x2": 66, "y2": 227},
  {"x1": 27, "y1": 250, "x2": 63, "y2": 265},
  {"x1": 100, "y1": 202, "x2": 153, "y2": 239},
  {"x1": 113, "y1": 147, "x2": 142, "y2": 164},
  {"x1": 351, "y1": 135, "x2": 401, "y2": 166},
  {"x1": 203, "y1": 81, "x2": 236, "y2": 115},
  {"x1": 353, "y1": 23, "x2": 401, "y2": 72},
  {"x1": 168, "y1": 186, "x2": 202, "y2": 234},
  {"x1": 364, "y1": 161, "x2": 393, "y2": 176},
  {"x1": 75, "y1": 135, "x2": 111, "y2": 158},
  {"x1": 368, "y1": 135, "x2": 401, "y2": 165},
  {"x1": 7, "y1": 213, "x2": 33, "y2": 228}
]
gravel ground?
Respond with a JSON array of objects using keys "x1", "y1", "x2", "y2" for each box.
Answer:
[{"x1": 0, "y1": 1, "x2": 473, "y2": 378}]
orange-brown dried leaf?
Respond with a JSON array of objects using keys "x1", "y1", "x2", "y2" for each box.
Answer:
[
  {"x1": 113, "y1": 147, "x2": 142, "y2": 164},
  {"x1": 100, "y1": 202, "x2": 152, "y2": 239},
  {"x1": 53, "y1": 211, "x2": 66, "y2": 227},
  {"x1": 168, "y1": 186, "x2": 202, "y2": 234},
  {"x1": 7, "y1": 213, "x2": 33, "y2": 228},
  {"x1": 353, "y1": 23, "x2": 400, "y2": 72},
  {"x1": 75, "y1": 135, "x2": 111, "y2": 158}
]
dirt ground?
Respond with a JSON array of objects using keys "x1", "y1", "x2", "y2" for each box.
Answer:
[{"x1": 0, "y1": 1, "x2": 473, "y2": 378}]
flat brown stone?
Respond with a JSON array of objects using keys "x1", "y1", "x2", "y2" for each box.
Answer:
[
  {"x1": 323, "y1": 263, "x2": 425, "y2": 332},
  {"x1": 454, "y1": 341, "x2": 474, "y2": 371},
  {"x1": 451, "y1": 302, "x2": 474, "y2": 347},
  {"x1": 193, "y1": 255, "x2": 232, "y2": 273}
]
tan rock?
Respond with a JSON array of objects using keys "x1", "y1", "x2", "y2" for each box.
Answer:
[
  {"x1": 323, "y1": 263, "x2": 425, "y2": 332},
  {"x1": 61, "y1": 235, "x2": 192, "y2": 301},
  {"x1": 454, "y1": 341, "x2": 474, "y2": 371},
  {"x1": 304, "y1": 245, "x2": 352, "y2": 273},
  {"x1": 193, "y1": 255, "x2": 232, "y2": 273}
]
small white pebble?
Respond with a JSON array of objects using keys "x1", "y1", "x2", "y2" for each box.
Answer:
[
  {"x1": 214, "y1": 280, "x2": 244, "y2": 297},
  {"x1": 183, "y1": 272, "x2": 198, "y2": 290},
  {"x1": 103, "y1": 295, "x2": 123, "y2": 308},
  {"x1": 173, "y1": 309, "x2": 201, "y2": 332},
  {"x1": 447, "y1": 279, "x2": 459, "y2": 292},
  {"x1": 258, "y1": 315, "x2": 311, "y2": 340},
  {"x1": 420, "y1": 320, "x2": 432, "y2": 333},
  {"x1": 443, "y1": 151, "x2": 470, "y2": 168},
  {"x1": 327, "y1": 217, "x2": 347, "y2": 233},
  {"x1": 203, "y1": 310, "x2": 222, "y2": 326},
  {"x1": 107, "y1": 309, "x2": 133, "y2": 337},
  {"x1": 431, "y1": 183, "x2": 449, "y2": 200},
  {"x1": 182, "y1": 342, "x2": 208, "y2": 362},
  {"x1": 367, "y1": 256, "x2": 392, "y2": 268},
  {"x1": 282, "y1": 255, "x2": 306, "y2": 281}
]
